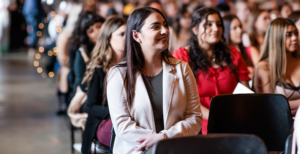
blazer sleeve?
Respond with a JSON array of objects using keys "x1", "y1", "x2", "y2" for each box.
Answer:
[
  {"x1": 107, "y1": 67, "x2": 154, "y2": 145},
  {"x1": 160, "y1": 62, "x2": 203, "y2": 138}
]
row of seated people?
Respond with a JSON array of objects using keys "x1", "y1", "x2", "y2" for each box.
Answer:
[{"x1": 60, "y1": 5, "x2": 300, "y2": 154}]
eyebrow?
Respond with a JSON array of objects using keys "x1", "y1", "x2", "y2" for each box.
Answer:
[
  {"x1": 150, "y1": 21, "x2": 167, "y2": 25},
  {"x1": 207, "y1": 20, "x2": 221, "y2": 22}
]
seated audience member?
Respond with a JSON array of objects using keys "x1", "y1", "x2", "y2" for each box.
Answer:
[
  {"x1": 215, "y1": 3, "x2": 230, "y2": 17},
  {"x1": 67, "y1": 12, "x2": 105, "y2": 129},
  {"x1": 253, "y1": 18, "x2": 300, "y2": 116},
  {"x1": 143, "y1": 0, "x2": 176, "y2": 53},
  {"x1": 259, "y1": 0, "x2": 280, "y2": 19},
  {"x1": 223, "y1": 14, "x2": 255, "y2": 78},
  {"x1": 235, "y1": 0, "x2": 250, "y2": 32},
  {"x1": 280, "y1": 2, "x2": 292, "y2": 19},
  {"x1": 247, "y1": 9, "x2": 271, "y2": 62},
  {"x1": 171, "y1": 8, "x2": 191, "y2": 52},
  {"x1": 289, "y1": 0, "x2": 300, "y2": 11},
  {"x1": 81, "y1": 16, "x2": 126, "y2": 154},
  {"x1": 106, "y1": 7, "x2": 203, "y2": 154},
  {"x1": 173, "y1": 7, "x2": 250, "y2": 135},
  {"x1": 288, "y1": 11, "x2": 300, "y2": 37}
]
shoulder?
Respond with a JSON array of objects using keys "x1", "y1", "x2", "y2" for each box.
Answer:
[
  {"x1": 255, "y1": 61, "x2": 270, "y2": 75},
  {"x1": 173, "y1": 46, "x2": 190, "y2": 63}
]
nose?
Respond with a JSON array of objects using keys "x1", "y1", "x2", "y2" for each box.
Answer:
[
  {"x1": 292, "y1": 33, "x2": 298, "y2": 41},
  {"x1": 161, "y1": 25, "x2": 169, "y2": 35},
  {"x1": 212, "y1": 23, "x2": 218, "y2": 32}
]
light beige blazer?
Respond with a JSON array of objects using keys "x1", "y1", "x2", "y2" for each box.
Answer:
[{"x1": 106, "y1": 58, "x2": 202, "y2": 154}]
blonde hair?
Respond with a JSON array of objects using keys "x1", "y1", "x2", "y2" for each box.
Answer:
[
  {"x1": 82, "y1": 16, "x2": 126, "y2": 85},
  {"x1": 259, "y1": 18, "x2": 300, "y2": 93}
]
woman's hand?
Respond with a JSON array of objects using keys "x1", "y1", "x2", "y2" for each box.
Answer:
[{"x1": 135, "y1": 133, "x2": 165, "y2": 152}]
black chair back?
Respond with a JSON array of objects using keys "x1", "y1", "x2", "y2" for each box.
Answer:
[
  {"x1": 152, "y1": 134, "x2": 268, "y2": 154},
  {"x1": 207, "y1": 94, "x2": 293, "y2": 151}
]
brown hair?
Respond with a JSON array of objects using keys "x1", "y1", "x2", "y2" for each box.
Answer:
[
  {"x1": 259, "y1": 18, "x2": 300, "y2": 93},
  {"x1": 82, "y1": 16, "x2": 126, "y2": 86}
]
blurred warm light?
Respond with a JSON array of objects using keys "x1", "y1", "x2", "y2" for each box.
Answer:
[
  {"x1": 46, "y1": 0, "x2": 54, "y2": 5},
  {"x1": 53, "y1": 47, "x2": 57, "y2": 53},
  {"x1": 59, "y1": 1, "x2": 67, "y2": 10},
  {"x1": 50, "y1": 11, "x2": 56, "y2": 17},
  {"x1": 44, "y1": 17, "x2": 48, "y2": 23},
  {"x1": 37, "y1": 67, "x2": 43, "y2": 73},
  {"x1": 54, "y1": 52, "x2": 57, "y2": 56},
  {"x1": 35, "y1": 53, "x2": 41, "y2": 59},
  {"x1": 56, "y1": 27, "x2": 62, "y2": 33},
  {"x1": 48, "y1": 50, "x2": 53, "y2": 56},
  {"x1": 86, "y1": 0, "x2": 94, "y2": 5},
  {"x1": 39, "y1": 23, "x2": 44, "y2": 29},
  {"x1": 49, "y1": 72, "x2": 54, "y2": 78},
  {"x1": 33, "y1": 61, "x2": 39, "y2": 67},
  {"x1": 37, "y1": 31, "x2": 42, "y2": 37},
  {"x1": 39, "y1": 47, "x2": 44, "y2": 52}
]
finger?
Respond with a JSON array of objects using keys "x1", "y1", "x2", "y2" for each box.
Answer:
[
  {"x1": 135, "y1": 137, "x2": 146, "y2": 143},
  {"x1": 135, "y1": 143, "x2": 146, "y2": 152}
]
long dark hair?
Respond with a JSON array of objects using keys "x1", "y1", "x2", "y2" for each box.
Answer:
[
  {"x1": 116, "y1": 7, "x2": 172, "y2": 107},
  {"x1": 69, "y1": 11, "x2": 105, "y2": 57},
  {"x1": 223, "y1": 14, "x2": 252, "y2": 66},
  {"x1": 188, "y1": 7, "x2": 234, "y2": 76}
]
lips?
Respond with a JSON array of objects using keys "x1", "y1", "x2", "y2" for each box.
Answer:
[{"x1": 157, "y1": 36, "x2": 168, "y2": 42}]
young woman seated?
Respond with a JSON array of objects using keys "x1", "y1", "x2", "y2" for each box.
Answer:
[
  {"x1": 173, "y1": 7, "x2": 250, "y2": 135},
  {"x1": 253, "y1": 18, "x2": 300, "y2": 116},
  {"x1": 106, "y1": 7, "x2": 203, "y2": 154}
]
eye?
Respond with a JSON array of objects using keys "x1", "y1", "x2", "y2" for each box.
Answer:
[
  {"x1": 205, "y1": 23, "x2": 212, "y2": 26},
  {"x1": 119, "y1": 32, "x2": 125, "y2": 36},
  {"x1": 286, "y1": 32, "x2": 292, "y2": 37}
]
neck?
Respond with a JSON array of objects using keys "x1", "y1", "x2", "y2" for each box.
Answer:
[
  {"x1": 112, "y1": 50, "x2": 124, "y2": 66},
  {"x1": 286, "y1": 51, "x2": 295, "y2": 61},
  {"x1": 143, "y1": 51, "x2": 163, "y2": 76},
  {"x1": 200, "y1": 42, "x2": 214, "y2": 57},
  {"x1": 180, "y1": 28, "x2": 190, "y2": 34}
]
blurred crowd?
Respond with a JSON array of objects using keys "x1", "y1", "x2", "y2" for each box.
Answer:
[{"x1": 3, "y1": 0, "x2": 300, "y2": 153}]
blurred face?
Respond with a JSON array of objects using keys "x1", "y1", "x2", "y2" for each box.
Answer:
[
  {"x1": 230, "y1": 18, "x2": 243, "y2": 45},
  {"x1": 133, "y1": 12, "x2": 169, "y2": 53},
  {"x1": 86, "y1": 22, "x2": 103, "y2": 43},
  {"x1": 110, "y1": 24, "x2": 126, "y2": 54},
  {"x1": 255, "y1": 11, "x2": 271, "y2": 34},
  {"x1": 179, "y1": 12, "x2": 191, "y2": 29},
  {"x1": 281, "y1": 5, "x2": 292, "y2": 18},
  {"x1": 285, "y1": 25, "x2": 298, "y2": 52},
  {"x1": 193, "y1": 13, "x2": 223, "y2": 46},
  {"x1": 236, "y1": 2, "x2": 250, "y2": 23},
  {"x1": 149, "y1": 3, "x2": 163, "y2": 13}
]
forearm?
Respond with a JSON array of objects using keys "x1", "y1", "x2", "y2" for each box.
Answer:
[{"x1": 288, "y1": 99, "x2": 300, "y2": 114}]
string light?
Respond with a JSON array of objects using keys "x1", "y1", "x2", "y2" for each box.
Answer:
[
  {"x1": 56, "y1": 27, "x2": 62, "y2": 33},
  {"x1": 33, "y1": 61, "x2": 39, "y2": 67},
  {"x1": 48, "y1": 72, "x2": 54, "y2": 78},
  {"x1": 39, "y1": 47, "x2": 44, "y2": 53},
  {"x1": 37, "y1": 31, "x2": 42, "y2": 37},
  {"x1": 48, "y1": 50, "x2": 53, "y2": 56},
  {"x1": 44, "y1": 17, "x2": 48, "y2": 23},
  {"x1": 38, "y1": 23, "x2": 44, "y2": 29},
  {"x1": 53, "y1": 47, "x2": 57, "y2": 53},
  {"x1": 35, "y1": 53, "x2": 41, "y2": 59},
  {"x1": 37, "y1": 67, "x2": 43, "y2": 73}
]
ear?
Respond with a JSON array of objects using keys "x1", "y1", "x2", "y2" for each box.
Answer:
[
  {"x1": 192, "y1": 26, "x2": 198, "y2": 35},
  {"x1": 132, "y1": 30, "x2": 141, "y2": 43}
]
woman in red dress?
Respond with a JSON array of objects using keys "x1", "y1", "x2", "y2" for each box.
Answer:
[{"x1": 173, "y1": 7, "x2": 250, "y2": 135}]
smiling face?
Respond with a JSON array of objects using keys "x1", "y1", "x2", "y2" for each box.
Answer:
[
  {"x1": 193, "y1": 13, "x2": 223, "y2": 46},
  {"x1": 110, "y1": 24, "x2": 126, "y2": 54},
  {"x1": 285, "y1": 25, "x2": 299, "y2": 53},
  {"x1": 132, "y1": 12, "x2": 169, "y2": 54},
  {"x1": 86, "y1": 22, "x2": 103, "y2": 43},
  {"x1": 230, "y1": 18, "x2": 243, "y2": 45}
]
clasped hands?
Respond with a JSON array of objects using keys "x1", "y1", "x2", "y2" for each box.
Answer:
[{"x1": 134, "y1": 133, "x2": 165, "y2": 152}]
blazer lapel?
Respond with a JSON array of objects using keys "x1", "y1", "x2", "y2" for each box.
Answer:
[
  {"x1": 162, "y1": 60, "x2": 177, "y2": 127},
  {"x1": 135, "y1": 73, "x2": 155, "y2": 131}
]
